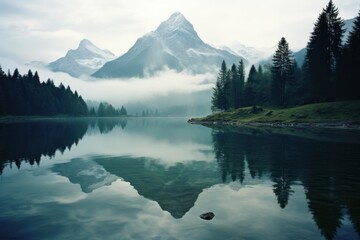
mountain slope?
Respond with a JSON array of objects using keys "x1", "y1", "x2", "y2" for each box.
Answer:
[
  {"x1": 93, "y1": 12, "x2": 246, "y2": 78},
  {"x1": 48, "y1": 39, "x2": 116, "y2": 77},
  {"x1": 221, "y1": 42, "x2": 276, "y2": 64}
]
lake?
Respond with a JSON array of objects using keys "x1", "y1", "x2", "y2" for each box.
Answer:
[{"x1": 0, "y1": 118, "x2": 360, "y2": 240}]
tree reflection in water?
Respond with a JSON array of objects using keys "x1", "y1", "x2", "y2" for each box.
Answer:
[{"x1": 210, "y1": 126, "x2": 360, "y2": 239}]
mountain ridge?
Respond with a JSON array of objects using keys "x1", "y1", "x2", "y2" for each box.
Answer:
[
  {"x1": 48, "y1": 39, "x2": 116, "y2": 77},
  {"x1": 93, "y1": 12, "x2": 247, "y2": 78}
]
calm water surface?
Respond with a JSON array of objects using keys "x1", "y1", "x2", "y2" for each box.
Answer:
[{"x1": 0, "y1": 118, "x2": 360, "y2": 240}]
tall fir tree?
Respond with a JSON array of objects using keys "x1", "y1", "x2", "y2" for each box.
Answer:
[
  {"x1": 337, "y1": 10, "x2": 360, "y2": 100},
  {"x1": 229, "y1": 64, "x2": 238, "y2": 109},
  {"x1": 237, "y1": 59, "x2": 245, "y2": 107},
  {"x1": 224, "y1": 69, "x2": 231, "y2": 110},
  {"x1": 211, "y1": 60, "x2": 228, "y2": 111},
  {"x1": 244, "y1": 65, "x2": 257, "y2": 106},
  {"x1": 120, "y1": 106, "x2": 127, "y2": 115},
  {"x1": 271, "y1": 37, "x2": 294, "y2": 106},
  {"x1": 304, "y1": 0, "x2": 344, "y2": 102}
]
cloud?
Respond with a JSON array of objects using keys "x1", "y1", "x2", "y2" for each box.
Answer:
[
  {"x1": 1, "y1": 0, "x2": 359, "y2": 63},
  {"x1": 0, "y1": 57, "x2": 215, "y2": 107}
]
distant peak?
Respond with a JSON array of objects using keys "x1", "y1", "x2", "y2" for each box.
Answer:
[
  {"x1": 79, "y1": 39, "x2": 93, "y2": 47},
  {"x1": 169, "y1": 12, "x2": 185, "y2": 20},
  {"x1": 166, "y1": 12, "x2": 188, "y2": 26},
  {"x1": 155, "y1": 12, "x2": 194, "y2": 34}
]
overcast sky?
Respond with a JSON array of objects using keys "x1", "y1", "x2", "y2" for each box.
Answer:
[{"x1": 0, "y1": 0, "x2": 359, "y2": 64}]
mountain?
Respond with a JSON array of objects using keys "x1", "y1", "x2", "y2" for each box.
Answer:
[
  {"x1": 48, "y1": 39, "x2": 116, "y2": 77},
  {"x1": 93, "y1": 12, "x2": 245, "y2": 78},
  {"x1": 52, "y1": 159, "x2": 118, "y2": 194},
  {"x1": 95, "y1": 156, "x2": 220, "y2": 219},
  {"x1": 344, "y1": 18, "x2": 356, "y2": 41},
  {"x1": 221, "y1": 42, "x2": 275, "y2": 64},
  {"x1": 293, "y1": 48, "x2": 307, "y2": 66}
]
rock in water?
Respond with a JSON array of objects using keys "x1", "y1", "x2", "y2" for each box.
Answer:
[{"x1": 200, "y1": 212, "x2": 215, "y2": 220}]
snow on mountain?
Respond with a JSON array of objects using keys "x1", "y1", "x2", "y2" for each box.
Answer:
[
  {"x1": 52, "y1": 159, "x2": 118, "y2": 194},
  {"x1": 48, "y1": 39, "x2": 116, "y2": 77},
  {"x1": 93, "y1": 12, "x2": 246, "y2": 78},
  {"x1": 221, "y1": 41, "x2": 276, "y2": 65}
]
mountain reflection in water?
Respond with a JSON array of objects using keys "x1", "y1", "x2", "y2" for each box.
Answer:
[{"x1": 0, "y1": 118, "x2": 359, "y2": 240}]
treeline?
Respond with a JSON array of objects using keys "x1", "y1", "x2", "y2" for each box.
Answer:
[
  {"x1": 212, "y1": 1, "x2": 360, "y2": 111},
  {"x1": 141, "y1": 109, "x2": 159, "y2": 117},
  {"x1": 0, "y1": 67, "x2": 88, "y2": 116},
  {"x1": 0, "y1": 67, "x2": 130, "y2": 117},
  {"x1": 89, "y1": 103, "x2": 128, "y2": 117}
]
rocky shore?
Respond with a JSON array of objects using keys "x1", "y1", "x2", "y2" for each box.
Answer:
[{"x1": 188, "y1": 118, "x2": 360, "y2": 130}]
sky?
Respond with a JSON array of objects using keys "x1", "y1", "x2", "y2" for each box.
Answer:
[
  {"x1": 0, "y1": 0, "x2": 359, "y2": 64},
  {"x1": 0, "y1": 0, "x2": 359, "y2": 109}
]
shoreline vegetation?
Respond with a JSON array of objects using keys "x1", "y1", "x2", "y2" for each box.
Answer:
[
  {"x1": 188, "y1": 101, "x2": 360, "y2": 130},
  {"x1": 206, "y1": 2, "x2": 360, "y2": 130}
]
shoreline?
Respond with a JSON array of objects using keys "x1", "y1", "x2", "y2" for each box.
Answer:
[
  {"x1": 0, "y1": 115, "x2": 131, "y2": 123},
  {"x1": 188, "y1": 119, "x2": 360, "y2": 130}
]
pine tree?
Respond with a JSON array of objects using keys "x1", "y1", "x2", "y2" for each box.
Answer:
[
  {"x1": 271, "y1": 37, "x2": 294, "y2": 106},
  {"x1": 258, "y1": 65, "x2": 263, "y2": 76},
  {"x1": 224, "y1": 69, "x2": 231, "y2": 110},
  {"x1": 120, "y1": 106, "x2": 127, "y2": 116},
  {"x1": 211, "y1": 60, "x2": 228, "y2": 111},
  {"x1": 237, "y1": 60, "x2": 245, "y2": 107},
  {"x1": 0, "y1": 65, "x2": 6, "y2": 115},
  {"x1": 304, "y1": 0, "x2": 344, "y2": 102},
  {"x1": 229, "y1": 64, "x2": 240, "y2": 109},
  {"x1": 0, "y1": 68, "x2": 88, "y2": 116},
  {"x1": 244, "y1": 65, "x2": 257, "y2": 106},
  {"x1": 338, "y1": 10, "x2": 360, "y2": 100},
  {"x1": 211, "y1": 79, "x2": 221, "y2": 112},
  {"x1": 97, "y1": 103, "x2": 106, "y2": 117}
]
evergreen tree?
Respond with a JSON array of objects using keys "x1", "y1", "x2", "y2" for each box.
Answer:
[
  {"x1": 211, "y1": 60, "x2": 228, "y2": 111},
  {"x1": 337, "y1": 10, "x2": 360, "y2": 100},
  {"x1": 271, "y1": 37, "x2": 294, "y2": 106},
  {"x1": 12, "y1": 68, "x2": 20, "y2": 81},
  {"x1": 304, "y1": 0, "x2": 344, "y2": 102},
  {"x1": 244, "y1": 65, "x2": 257, "y2": 106},
  {"x1": 119, "y1": 106, "x2": 127, "y2": 116},
  {"x1": 229, "y1": 64, "x2": 237, "y2": 109},
  {"x1": 258, "y1": 65, "x2": 263, "y2": 76},
  {"x1": 33, "y1": 71, "x2": 40, "y2": 84},
  {"x1": 89, "y1": 107, "x2": 96, "y2": 116},
  {"x1": 237, "y1": 59, "x2": 245, "y2": 107},
  {"x1": 230, "y1": 64, "x2": 239, "y2": 109},
  {"x1": 0, "y1": 66, "x2": 6, "y2": 115},
  {"x1": 254, "y1": 64, "x2": 272, "y2": 106},
  {"x1": 0, "y1": 67, "x2": 88, "y2": 116},
  {"x1": 224, "y1": 69, "x2": 231, "y2": 110},
  {"x1": 97, "y1": 103, "x2": 106, "y2": 117}
]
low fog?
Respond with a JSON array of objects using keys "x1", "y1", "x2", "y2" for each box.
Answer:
[{"x1": 0, "y1": 57, "x2": 215, "y2": 116}]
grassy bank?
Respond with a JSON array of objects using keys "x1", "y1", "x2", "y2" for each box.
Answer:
[{"x1": 190, "y1": 101, "x2": 360, "y2": 126}]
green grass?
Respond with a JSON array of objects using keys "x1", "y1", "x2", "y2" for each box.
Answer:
[{"x1": 192, "y1": 101, "x2": 360, "y2": 124}]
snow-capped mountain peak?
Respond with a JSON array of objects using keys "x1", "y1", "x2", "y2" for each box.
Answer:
[
  {"x1": 79, "y1": 38, "x2": 93, "y2": 47},
  {"x1": 155, "y1": 12, "x2": 195, "y2": 35},
  {"x1": 223, "y1": 41, "x2": 274, "y2": 64},
  {"x1": 48, "y1": 39, "x2": 116, "y2": 77},
  {"x1": 93, "y1": 12, "x2": 245, "y2": 78}
]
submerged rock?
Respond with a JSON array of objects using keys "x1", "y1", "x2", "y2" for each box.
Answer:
[{"x1": 200, "y1": 212, "x2": 215, "y2": 220}]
